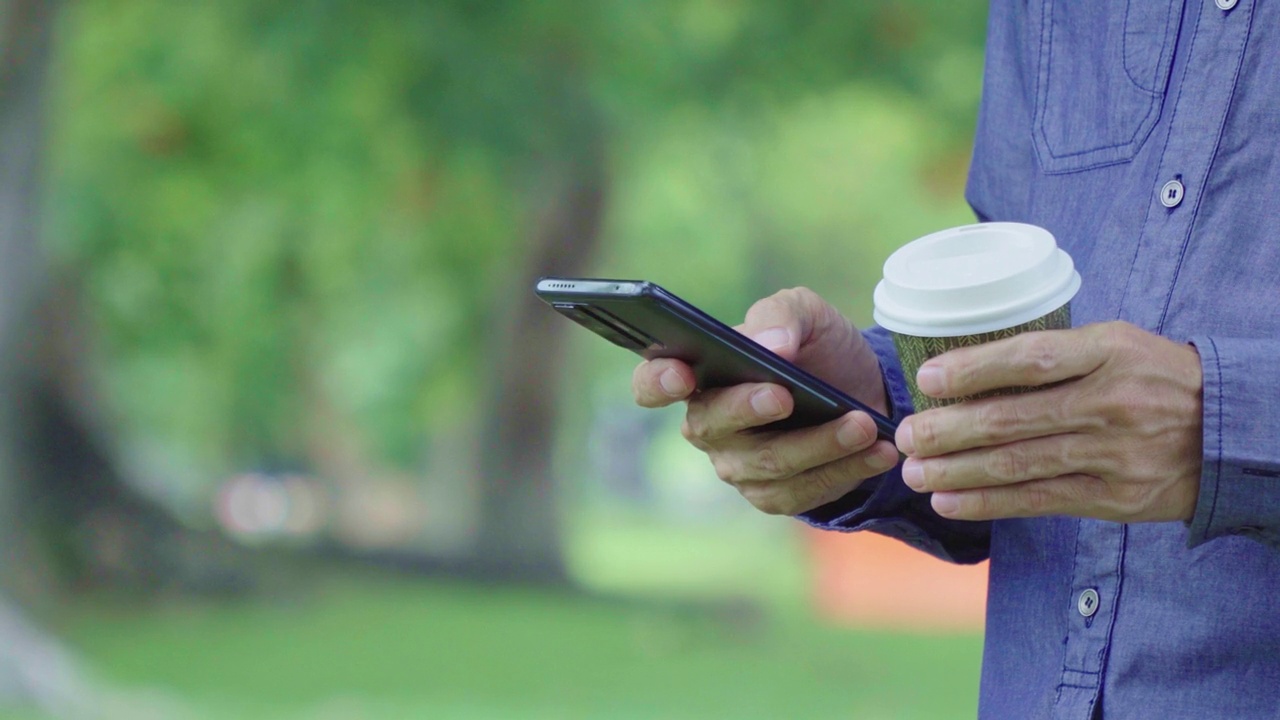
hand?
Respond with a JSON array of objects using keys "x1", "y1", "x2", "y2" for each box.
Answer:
[
  {"x1": 631, "y1": 287, "x2": 900, "y2": 515},
  {"x1": 895, "y1": 321, "x2": 1204, "y2": 523}
]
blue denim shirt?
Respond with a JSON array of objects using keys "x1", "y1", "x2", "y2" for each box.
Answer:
[{"x1": 803, "y1": 1, "x2": 1280, "y2": 717}]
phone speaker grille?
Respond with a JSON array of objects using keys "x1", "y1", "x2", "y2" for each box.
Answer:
[{"x1": 547, "y1": 282, "x2": 574, "y2": 289}]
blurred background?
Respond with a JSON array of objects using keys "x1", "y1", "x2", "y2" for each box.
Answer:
[{"x1": 0, "y1": 0, "x2": 991, "y2": 718}]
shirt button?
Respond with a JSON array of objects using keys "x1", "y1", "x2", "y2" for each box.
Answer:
[
  {"x1": 1160, "y1": 179, "x2": 1185, "y2": 208},
  {"x1": 1077, "y1": 588, "x2": 1100, "y2": 618},
  {"x1": 1215, "y1": 0, "x2": 1238, "y2": 10}
]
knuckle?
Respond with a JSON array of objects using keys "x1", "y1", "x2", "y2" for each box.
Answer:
[
  {"x1": 1022, "y1": 486, "x2": 1055, "y2": 516},
  {"x1": 812, "y1": 460, "x2": 869, "y2": 502},
  {"x1": 784, "y1": 286, "x2": 819, "y2": 306},
  {"x1": 638, "y1": 361, "x2": 690, "y2": 407},
  {"x1": 1112, "y1": 479, "x2": 1156, "y2": 520},
  {"x1": 913, "y1": 416, "x2": 942, "y2": 453},
  {"x1": 780, "y1": 482, "x2": 810, "y2": 515},
  {"x1": 1018, "y1": 334, "x2": 1059, "y2": 378},
  {"x1": 1096, "y1": 322, "x2": 1142, "y2": 365},
  {"x1": 1111, "y1": 402, "x2": 1139, "y2": 431},
  {"x1": 1058, "y1": 476, "x2": 1106, "y2": 517},
  {"x1": 740, "y1": 484, "x2": 788, "y2": 515},
  {"x1": 987, "y1": 449, "x2": 1030, "y2": 482},
  {"x1": 682, "y1": 403, "x2": 719, "y2": 443},
  {"x1": 747, "y1": 287, "x2": 814, "y2": 323},
  {"x1": 711, "y1": 456, "x2": 739, "y2": 485},
  {"x1": 807, "y1": 464, "x2": 843, "y2": 497},
  {"x1": 966, "y1": 489, "x2": 996, "y2": 518},
  {"x1": 774, "y1": 285, "x2": 808, "y2": 301},
  {"x1": 918, "y1": 459, "x2": 944, "y2": 490},
  {"x1": 680, "y1": 416, "x2": 700, "y2": 442},
  {"x1": 752, "y1": 444, "x2": 787, "y2": 480},
  {"x1": 630, "y1": 370, "x2": 645, "y2": 405},
  {"x1": 974, "y1": 401, "x2": 1018, "y2": 440},
  {"x1": 1102, "y1": 321, "x2": 1134, "y2": 345},
  {"x1": 1090, "y1": 321, "x2": 1117, "y2": 345},
  {"x1": 949, "y1": 360, "x2": 976, "y2": 389},
  {"x1": 631, "y1": 369, "x2": 655, "y2": 407},
  {"x1": 1053, "y1": 439, "x2": 1081, "y2": 474},
  {"x1": 746, "y1": 292, "x2": 788, "y2": 323},
  {"x1": 1103, "y1": 386, "x2": 1144, "y2": 429}
]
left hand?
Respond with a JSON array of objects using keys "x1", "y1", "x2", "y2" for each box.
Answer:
[{"x1": 895, "y1": 321, "x2": 1204, "y2": 523}]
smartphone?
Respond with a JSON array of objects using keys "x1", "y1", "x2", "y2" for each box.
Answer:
[{"x1": 536, "y1": 277, "x2": 897, "y2": 438}]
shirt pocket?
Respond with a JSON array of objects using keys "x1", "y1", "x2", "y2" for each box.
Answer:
[{"x1": 1032, "y1": 0, "x2": 1183, "y2": 174}]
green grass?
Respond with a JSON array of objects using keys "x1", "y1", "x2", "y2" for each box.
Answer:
[
  {"x1": 0, "y1": 514, "x2": 983, "y2": 719},
  {"x1": 1, "y1": 572, "x2": 981, "y2": 720}
]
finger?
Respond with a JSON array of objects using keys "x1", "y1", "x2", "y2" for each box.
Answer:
[
  {"x1": 632, "y1": 358, "x2": 696, "y2": 408},
  {"x1": 929, "y1": 474, "x2": 1107, "y2": 521},
  {"x1": 712, "y1": 411, "x2": 888, "y2": 485},
  {"x1": 901, "y1": 433, "x2": 1098, "y2": 493},
  {"x1": 897, "y1": 384, "x2": 1097, "y2": 457},
  {"x1": 917, "y1": 325, "x2": 1110, "y2": 400},
  {"x1": 737, "y1": 441, "x2": 901, "y2": 515},
  {"x1": 736, "y1": 287, "x2": 835, "y2": 361},
  {"x1": 683, "y1": 383, "x2": 795, "y2": 443}
]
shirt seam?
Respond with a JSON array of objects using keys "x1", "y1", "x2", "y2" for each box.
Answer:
[
  {"x1": 1115, "y1": 0, "x2": 1204, "y2": 321},
  {"x1": 1155, "y1": 1, "x2": 1255, "y2": 334},
  {"x1": 1121, "y1": 0, "x2": 1179, "y2": 94},
  {"x1": 1091, "y1": 524, "x2": 1128, "y2": 678},
  {"x1": 1055, "y1": 518, "x2": 1085, "y2": 705}
]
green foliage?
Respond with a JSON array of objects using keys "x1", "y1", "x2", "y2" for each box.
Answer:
[{"x1": 45, "y1": 0, "x2": 988, "y2": 497}]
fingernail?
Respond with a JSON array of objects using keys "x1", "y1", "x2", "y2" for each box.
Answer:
[
  {"x1": 753, "y1": 327, "x2": 792, "y2": 352},
  {"x1": 836, "y1": 417, "x2": 869, "y2": 449},
  {"x1": 917, "y1": 365, "x2": 945, "y2": 397},
  {"x1": 932, "y1": 493, "x2": 960, "y2": 516},
  {"x1": 896, "y1": 422, "x2": 915, "y2": 456},
  {"x1": 659, "y1": 369, "x2": 688, "y2": 397},
  {"x1": 866, "y1": 446, "x2": 895, "y2": 470},
  {"x1": 750, "y1": 388, "x2": 783, "y2": 418},
  {"x1": 901, "y1": 459, "x2": 925, "y2": 491}
]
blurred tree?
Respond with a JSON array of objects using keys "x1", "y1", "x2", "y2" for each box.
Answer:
[
  {"x1": 39, "y1": 0, "x2": 988, "y2": 584},
  {"x1": 3, "y1": 0, "x2": 245, "y2": 603},
  {"x1": 0, "y1": 0, "x2": 97, "y2": 711},
  {"x1": 474, "y1": 103, "x2": 608, "y2": 582},
  {"x1": 0, "y1": 0, "x2": 51, "y2": 594}
]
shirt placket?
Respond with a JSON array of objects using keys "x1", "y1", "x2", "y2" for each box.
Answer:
[
  {"x1": 1116, "y1": 0, "x2": 1254, "y2": 333},
  {"x1": 1053, "y1": 521, "x2": 1125, "y2": 719},
  {"x1": 1053, "y1": 2, "x2": 1253, "y2": 718}
]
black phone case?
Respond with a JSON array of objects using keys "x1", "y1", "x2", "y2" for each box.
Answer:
[{"x1": 536, "y1": 278, "x2": 897, "y2": 438}]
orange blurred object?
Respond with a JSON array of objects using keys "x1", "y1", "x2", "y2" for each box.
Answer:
[{"x1": 806, "y1": 527, "x2": 988, "y2": 632}]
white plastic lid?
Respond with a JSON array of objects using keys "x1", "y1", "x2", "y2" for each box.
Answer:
[{"x1": 872, "y1": 222, "x2": 1081, "y2": 337}]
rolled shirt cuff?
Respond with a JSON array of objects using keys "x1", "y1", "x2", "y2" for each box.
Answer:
[{"x1": 1187, "y1": 336, "x2": 1280, "y2": 548}]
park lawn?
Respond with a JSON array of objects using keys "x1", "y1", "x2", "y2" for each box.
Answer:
[{"x1": 1, "y1": 573, "x2": 981, "y2": 720}]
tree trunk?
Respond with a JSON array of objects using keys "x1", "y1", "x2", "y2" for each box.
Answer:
[
  {"x1": 471, "y1": 130, "x2": 609, "y2": 583},
  {"x1": 3, "y1": 0, "x2": 250, "y2": 602},
  {"x1": 0, "y1": 0, "x2": 59, "y2": 600},
  {"x1": 0, "y1": 2, "x2": 102, "y2": 715}
]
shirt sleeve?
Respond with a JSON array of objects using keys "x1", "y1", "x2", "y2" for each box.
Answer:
[
  {"x1": 1186, "y1": 336, "x2": 1280, "y2": 549},
  {"x1": 795, "y1": 325, "x2": 992, "y2": 565}
]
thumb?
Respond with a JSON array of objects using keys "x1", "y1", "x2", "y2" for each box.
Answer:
[{"x1": 738, "y1": 287, "x2": 835, "y2": 361}]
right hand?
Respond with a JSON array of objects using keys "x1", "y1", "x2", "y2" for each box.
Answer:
[{"x1": 631, "y1": 287, "x2": 901, "y2": 516}]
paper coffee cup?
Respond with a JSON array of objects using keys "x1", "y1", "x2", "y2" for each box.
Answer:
[{"x1": 872, "y1": 222, "x2": 1080, "y2": 410}]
